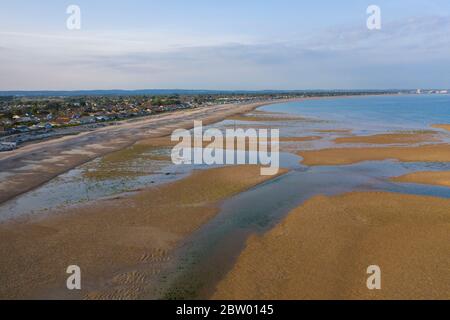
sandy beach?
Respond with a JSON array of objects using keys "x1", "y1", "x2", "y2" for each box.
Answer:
[
  {"x1": 228, "y1": 112, "x2": 310, "y2": 122},
  {"x1": 432, "y1": 124, "x2": 450, "y2": 132},
  {"x1": 3, "y1": 0, "x2": 450, "y2": 305},
  {"x1": 1, "y1": 95, "x2": 449, "y2": 300},
  {"x1": 0, "y1": 100, "x2": 286, "y2": 205},
  {"x1": 298, "y1": 144, "x2": 450, "y2": 166},
  {"x1": 213, "y1": 192, "x2": 450, "y2": 300},
  {"x1": 0, "y1": 165, "x2": 287, "y2": 299},
  {"x1": 392, "y1": 171, "x2": 450, "y2": 187},
  {"x1": 210, "y1": 108, "x2": 450, "y2": 300},
  {"x1": 334, "y1": 132, "x2": 439, "y2": 145}
]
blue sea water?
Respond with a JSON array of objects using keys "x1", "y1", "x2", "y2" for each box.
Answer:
[{"x1": 260, "y1": 94, "x2": 450, "y2": 133}]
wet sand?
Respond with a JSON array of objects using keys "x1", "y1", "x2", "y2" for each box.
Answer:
[
  {"x1": 334, "y1": 132, "x2": 439, "y2": 145},
  {"x1": 228, "y1": 112, "x2": 309, "y2": 122},
  {"x1": 82, "y1": 137, "x2": 175, "y2": 180},
  {"x1": 213, "y1": 192, "x2": 450, "y2": 300},
  {"x1": 0, "y1": 100, "x2": 287, "y2": 205},
  {"x1": 0, "y1": 165, "x2": 287, "y2": 299},
  {"x1": 392, "y1": 171, "x2": 450, "y2": 187},
  {"x1": 298, "y1": 144, "x2": 450, "y2": 166},
  {"x1": 315, "y1": 129, "x2": 352, "y2": 134},
  {"x1": 432, "y1": 124, "x2": 450, "y2": 132},
  {"x1": 279, "y1": 136, "x2": 322, "y2": 142}
]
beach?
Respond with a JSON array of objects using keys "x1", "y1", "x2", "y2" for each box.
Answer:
[
  {"x1": 298, "y1": 144, "x2": 450, "y2": 166},
  {"x1": 213, "y1": 192, "x2": 450, "y2": 300},
  {"x1": 210, "y1": 96, "x2": 450, "y2": 300},
  {"x1": 333, "y1": 132, "x2": 439, "y2": 145},
  {"x1": 3, "y1": 0, "x2": 450, "y2": 305},
  {"x1": 0, "y1": 165, "x2": 287, "y2": 299},
  {"x1": 392, "y1": 171, "x2": 450, "y2": 188},
  {"x1": 0, "y1": 100, "x2": 283, "y2": 205},
  {"x1": 1, "y1": 94, "x2": 449, "y2": 300}
]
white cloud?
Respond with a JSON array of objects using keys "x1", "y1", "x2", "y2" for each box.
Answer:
[{"x1": 1, "y1": 15, "x2": 450, "y2": 90}]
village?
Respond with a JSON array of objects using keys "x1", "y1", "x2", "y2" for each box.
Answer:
[
  {"x1": 0, "y1": 90, "x2": 403, "y2": 152},
  {"x1": 0, "y1": 94, "x2": 259, "y2": 151},
  {"x1": 0, "y1": 95, "x2": 192, "y2": 150}
]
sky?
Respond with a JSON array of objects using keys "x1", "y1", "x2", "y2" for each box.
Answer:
[{"x1": 1, "y1": 0, "x2": 450, "y2": 90}]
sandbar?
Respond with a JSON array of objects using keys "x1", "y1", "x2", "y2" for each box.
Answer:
[
  {"x1": 432, "y1": 124, "x2": 450, "y2": 132},
  {"x1": 334, "y1": 132, "x2": 439, "y2": 145},
  {"x1": 298, "y1": 144, "x2": 450, "y2": 166},
  {"x1": 392, "y1": 171, "x2": 450, "y2": 187},
  {"x1": 228, "y1": 114, "x2": 308, "y2": 122},
  {"x1": 213, "y1": 192, "x2": 450, "y2": 300}
]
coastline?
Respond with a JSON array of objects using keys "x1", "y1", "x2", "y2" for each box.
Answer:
[
  {"x1": 0, "y1": 97, "x2": 297, "y2": 299},
  {"x1": 1, "y1": 93, "x2": 449, "y2": 300},
  {"x1": 0, "y1": 94, "x2": 388, "y2": 206},
  {"x1": 0, "y1": 99, "x2": 289, "y2": 205}
]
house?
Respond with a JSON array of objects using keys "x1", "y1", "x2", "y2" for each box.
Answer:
[
  {"x1": 0, "y1": 142, "x2": 17, "y2": 151},
  {"x1": 95, "y1": 115, "x2": 109, "y2": 122},
  {"x1": 79, "y1": 116, "x2": 96, "y2": 124},
  {"x1": 15, "y1": 125, "x2": 30, "y2": 133},
  {"x1": 14, "y1": 116, "x2": 32, "y2": 124},
  {"x1": 54, "y1": 117, "x2": 71, "y2": 125},
  {"x1": 28, "y1": 124, "x2": 42, "y2": 131},
  {"x1": 68, "y1": 119, "x2": 81, "y2": 125}
]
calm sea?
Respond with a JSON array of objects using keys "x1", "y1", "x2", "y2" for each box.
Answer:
[{"x1": 261, "y1": 94, "x2": 450, "y2": 133}]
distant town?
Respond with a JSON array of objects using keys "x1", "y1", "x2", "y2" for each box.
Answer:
[{"x1": 0, "y1": 89, "x2": 447, "y2": 151}]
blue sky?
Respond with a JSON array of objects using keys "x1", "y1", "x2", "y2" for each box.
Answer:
[{"x1": 1, "y1": 0, "x2": 450, "y2": 90}]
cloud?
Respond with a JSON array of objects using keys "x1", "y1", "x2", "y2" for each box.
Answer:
[{"x1": 1, "y1": 15, "x2": 450, "y2": 89}]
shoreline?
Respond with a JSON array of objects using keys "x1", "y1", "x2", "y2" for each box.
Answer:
[
  {"x1": 1, "y1": 93, "x2": 449, "y2": 299},
  {"x1": 0, "y1": 99, "x2": 291, "y2": 206},
  {"x1": 0, "y1": 94, "x2": 390, "y2": 206}
]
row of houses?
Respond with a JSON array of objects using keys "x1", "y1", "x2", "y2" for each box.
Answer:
[
  {"x1": 0, "y1": 142, "x2": 17, "y2": 151},
  {"x1": 0, "y1": 103, "x2": 194, "y2": 152}
]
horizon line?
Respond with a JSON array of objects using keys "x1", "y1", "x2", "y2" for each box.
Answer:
[{"x1": 0, "y1": 88, "x2": 441, "y2": 94}]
